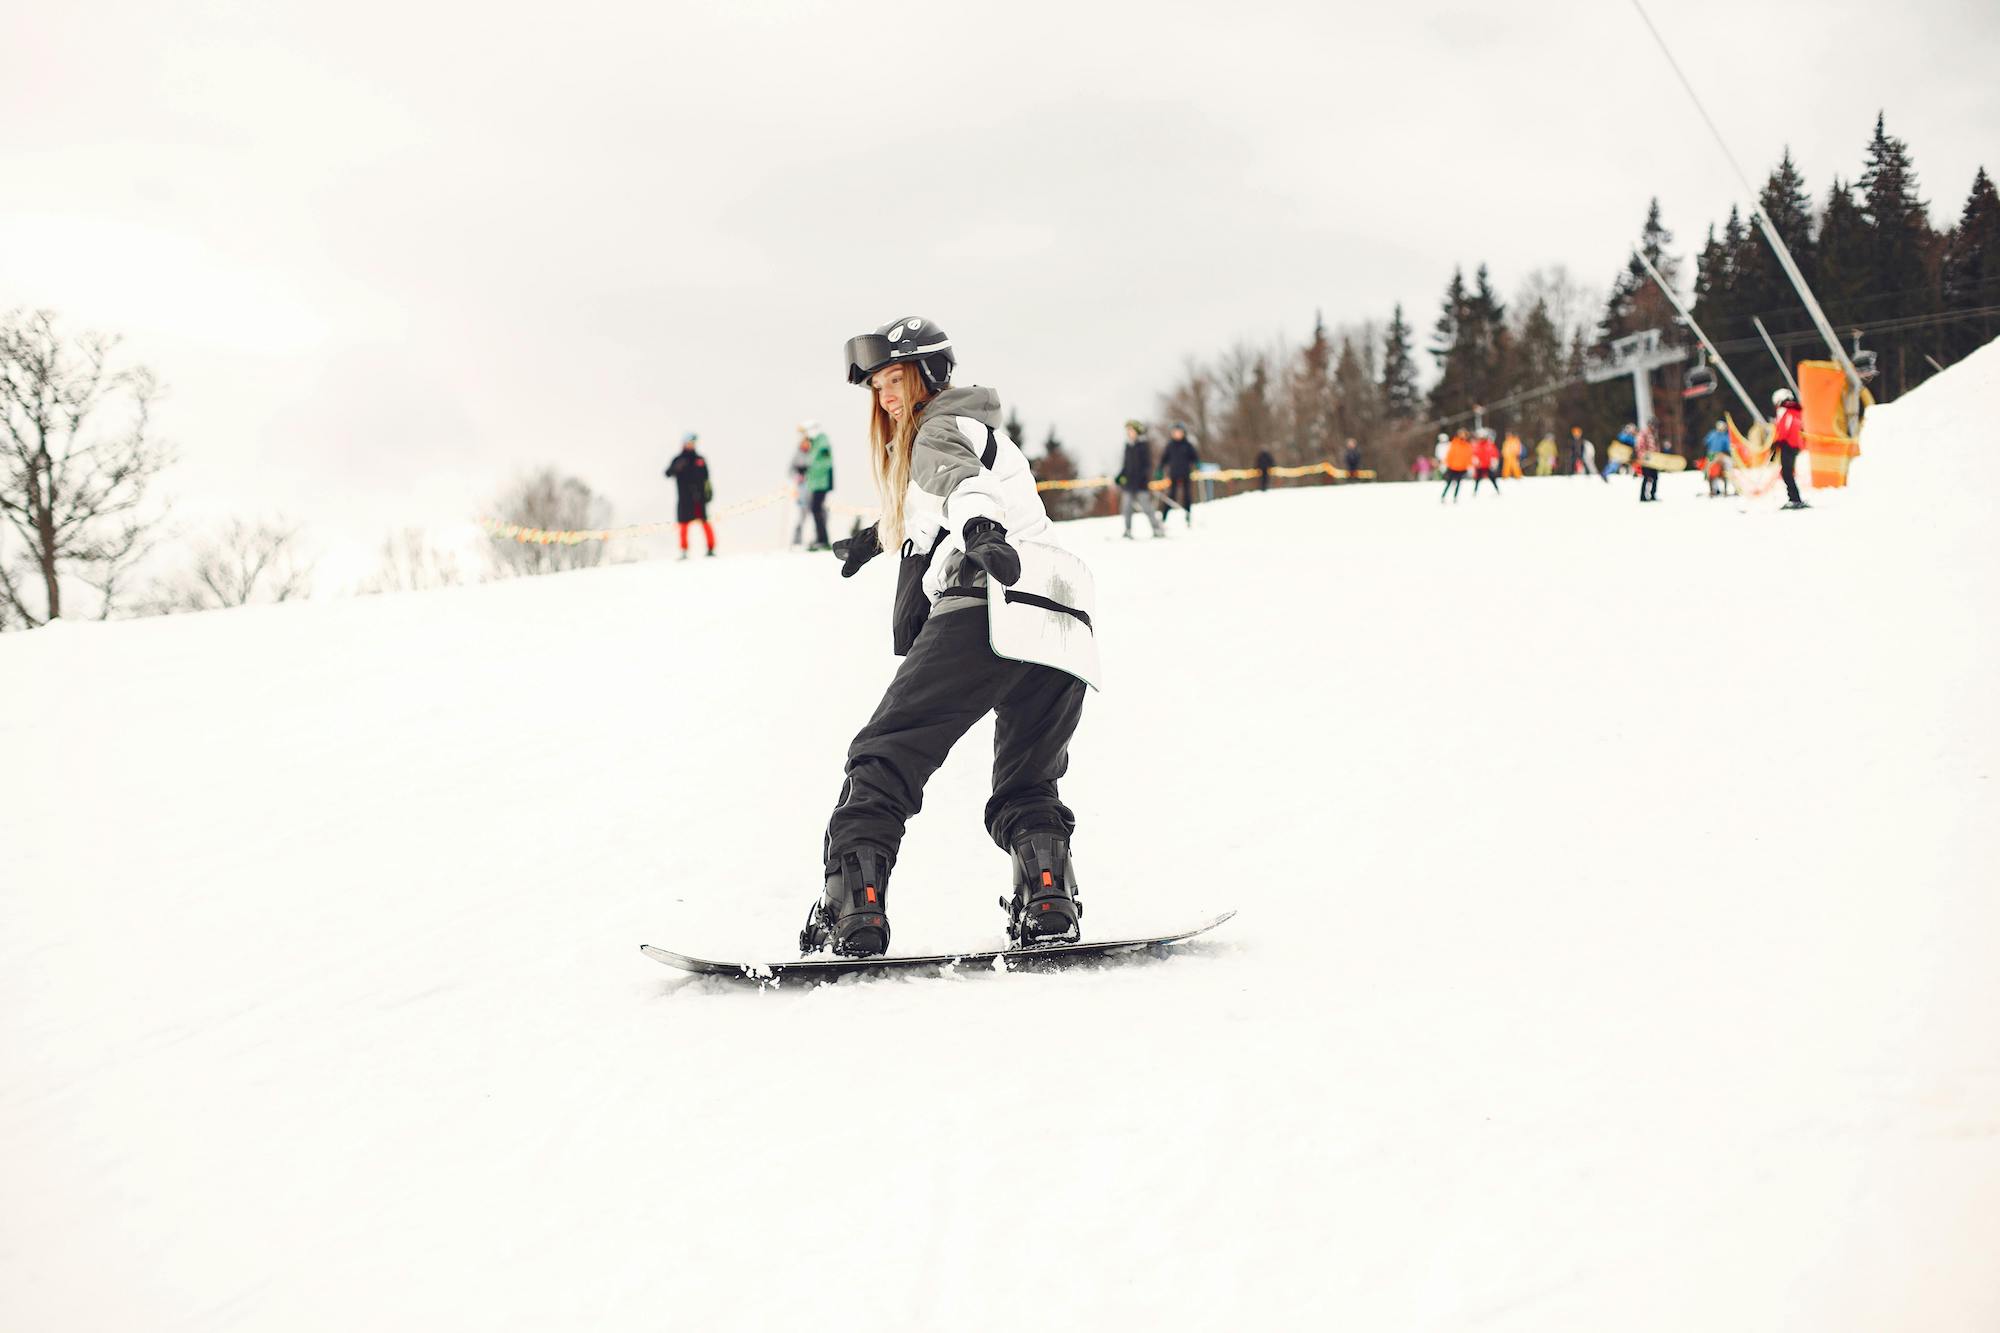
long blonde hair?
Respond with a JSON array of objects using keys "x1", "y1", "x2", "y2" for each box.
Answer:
[{"x1": 867, "y1": 364, "x2": 933, "y2": 549}]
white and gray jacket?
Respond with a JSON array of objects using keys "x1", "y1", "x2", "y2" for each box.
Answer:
[{"x1": 904, "y1": 386, "x2": 1055, "y2": 611}]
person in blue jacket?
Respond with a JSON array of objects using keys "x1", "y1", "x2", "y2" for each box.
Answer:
[
  {"x1": 1604, "y1": 423, "x2": 1638, "y2": 480},
  {"x1": 1702, "y1": 418, "x2": 1732, "y2": 497}
]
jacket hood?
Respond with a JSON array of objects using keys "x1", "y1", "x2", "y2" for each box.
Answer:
[{"x1": 922, "y1": 385, "x2": 1002, "y2": 428}]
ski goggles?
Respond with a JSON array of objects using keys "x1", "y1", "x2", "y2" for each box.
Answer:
[
  {"x1": 843, "y1": 333, "x2": 952, "y2": 386},
  {"x1": 843, "y1": 334, "x2": 894, "y2": 385}
]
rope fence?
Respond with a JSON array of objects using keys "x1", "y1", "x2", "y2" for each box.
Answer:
[{"x1": 479, "y1": 459, "x2": 1374, "y2": 546}]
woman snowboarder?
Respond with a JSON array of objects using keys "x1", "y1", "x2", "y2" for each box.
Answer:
[{"x1": 803, "y1": 317, "x2": 1098, "y2": 958}]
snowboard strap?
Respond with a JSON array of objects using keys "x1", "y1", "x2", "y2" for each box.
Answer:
[
  {"x1": 938, "y1": 584, "x2": 1091, "y2": 629},
  {"x1": 1003, "y1": 588, "x2": 1092, "y2": 629}
]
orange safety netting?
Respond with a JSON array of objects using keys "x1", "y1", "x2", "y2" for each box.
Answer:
[{"x1": 1726, "y1": 414, "x2": 1783, "y2": 499}]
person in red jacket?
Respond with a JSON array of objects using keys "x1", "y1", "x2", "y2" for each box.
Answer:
[
  {"x1": 1771, "y1": 387, "x2": 1810, "y2": 510},
  {"x1": 1470, "y1": 429, "x2": 1502, "y2": 496}
]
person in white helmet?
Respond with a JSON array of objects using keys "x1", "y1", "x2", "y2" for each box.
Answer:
[{"x1": 1771, "y1": 386, "x2": 1809, "y2": 509}]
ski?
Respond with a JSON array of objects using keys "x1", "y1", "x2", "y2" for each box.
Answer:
[{"x1": 641, "y1": 911, "x2": 1235, "y2": 982}]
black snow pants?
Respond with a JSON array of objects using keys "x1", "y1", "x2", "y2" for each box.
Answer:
[
  {"x1": 1779, "y1": 444, "x2": 1803, "y2": 504},
  {"x1": 1167, "y1": 474, "x2": 1195, "y2": 517},
  {"x1": 808, "y1": 490, "x2": 830, "y2": 547},
  {"x1": 1441, "y1": 469, "x2": 1465, "y2": 501},
  {"x1": 824, "y1": 605, "x2": 1085, "y2": 869}
]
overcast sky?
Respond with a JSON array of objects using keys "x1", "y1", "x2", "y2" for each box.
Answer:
[{"x1": 5, "y1": 0, "x2": 1995, "y2": 570}]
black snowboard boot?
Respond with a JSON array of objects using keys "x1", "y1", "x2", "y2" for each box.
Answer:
[
  {"x1": 800, "y1": 847, "x2": 892, "y2": 957},
  {"x1": 1002, "y1": 831, "x2": 1082, "y2": 948}
]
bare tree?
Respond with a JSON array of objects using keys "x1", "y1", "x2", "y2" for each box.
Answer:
[
  {"x1": 485, "y1": 467, "x2": 611, "y2": 577},
  {"x1": 1157, "y1": 355, "x2": 1219, "y2": 455},
  {"x1": 0, "y1": 310, "x2": 173, "y2": 627},
  {"x1": 1031, "y1": 430, "x2": 1095, "y2": 522},
  {"x1": 366, "y1": 527, "x2": 468, "y2": 593},
  {"x1": 147, "y1": 518, "x2": 314, "y2": 613},
  {"x1": 1515, "y1": 266, "x2": 1601, "y2": 352}
]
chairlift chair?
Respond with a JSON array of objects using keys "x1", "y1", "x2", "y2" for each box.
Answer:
[{"x1": 1682, "y1": 363, "x2": 1718, "y2": 399}]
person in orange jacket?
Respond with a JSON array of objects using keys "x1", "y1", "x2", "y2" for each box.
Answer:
[
  {"x1": 1772, "y1": 387, "x2": 1810, "y2": 509},
  {"x1": 1471, "y1": 429, "x2": 1502, "y2": 496},
  {"x1": 1440, "y1": 431, "x2": 1473, "y2": 503},
  {"x1": 1500, "y1": 431, "x2": 1525, "y2": 479}
]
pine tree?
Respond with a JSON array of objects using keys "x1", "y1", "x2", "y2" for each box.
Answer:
[
  {"x1": 1511, "y1": 296, "x2": 1566, "y2": 442},
  {"x1": 1470, "y1": 264, "x2": 1510, "y2": 400},
  {"x1": 1691, "y1": 206, "x2": 1746, "y2": 352},
  {"x1": 1815, "y1": 178, "x2": 1871, "y2": 325},
  {"x1": 1939, "y1": 167, "x2": 2000, "y2": 363},
  {"x1": 1761, "y1": 148, "x2": 1817, "y2": 282},
  {"x1": 1034, "y1": 426, "x2": 1090, "y2": 520},
  {"x1": 1429, "y1": 266, "x2": 1468, "y2": 418},
  {"x1": 1431, "y1": 265, "x2": 1510, "y2": 416},
  {"x1": 1597, "y1": 199, "x2": 1685, "y2": 443},
  {"x1": 1004, "y1": 408, "x2": 1025, "y2": 449},
  {"x1": 1379, "y1": 304, "x2": 1421, "y2": 420},
  {"x1": 1603, "y1": 198, "x2": 1677, "y2": 342},
  {"x1": 1293, "y1": 311, "x2": 1334, "y2": 464},
  {"x1": 1856, "y1": 112, "x2": 1940, "y2": 393},
  {"x1": 1331, "y1": 333, "x2": 1382, "y2": 466},
  {"x1": 1725, "y1": 153, "x2": 1817, "y2": 356}
]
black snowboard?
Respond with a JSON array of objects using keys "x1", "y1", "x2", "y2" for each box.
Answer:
[{"x1": 641, "y1": 911, "x2": 1235, "y2": 982}]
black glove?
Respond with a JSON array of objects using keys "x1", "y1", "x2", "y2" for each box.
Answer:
[
  {"x1": 961, "y1": 517, "x2": 1020, "y2": 587},
  {"x1": 832, "y1": 524, "x2": 881, "y2": 578}
]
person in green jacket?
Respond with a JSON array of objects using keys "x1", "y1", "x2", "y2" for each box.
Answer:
[{"x1": 801, "y1": 420, "x2": 835, "y2": 550}]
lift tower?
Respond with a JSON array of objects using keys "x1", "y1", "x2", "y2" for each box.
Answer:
[{"x1": 1583, "y1": 328, "x2": 1686, "y2": 433}]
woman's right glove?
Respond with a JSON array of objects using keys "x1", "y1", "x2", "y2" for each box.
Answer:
[
  {"x1": 961, "y1": 517, "x2": 1021, "y2": 586},
  {"x1": 832, "y1": 524, "x2": 881, "y2": 578}
]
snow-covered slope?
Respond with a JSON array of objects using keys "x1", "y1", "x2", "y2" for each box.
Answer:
[{"x1": 5, "y1": 342, "x2": 1999, "y2": 1331}]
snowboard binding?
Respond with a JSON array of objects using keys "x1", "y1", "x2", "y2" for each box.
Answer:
[
  {"x1": 1002, "y1": 831, "x2": 1082, "y2": 948},
  {"x1": 800, "y1": 847, "x2": 892, "y2": 957}
]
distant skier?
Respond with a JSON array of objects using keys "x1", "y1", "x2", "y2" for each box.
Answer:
[
  {"x1": 1500, "y1": 431, "x2": 1525, "y2": 480},
  {"x1": 1637, "y1": 424, "x2": 1661, "y2": 502},
  {"x1": 802, "y1": 420, "x2": 834, "y2": 550},
  {"x1": 1117, "y1": 420, "x2": 1166, "y2": 538},
  {"x1": 1606, "y1": 423, "x2": 1637, "y2": 479},
  {"x1": 1702, "y1": 419, "x2": 1732, "y2": 497},
  {"x1": 1160, "y1": 423, "x2": 1200, "y2": 525},
  {"x1": 1772, "y1": 387, "x2": 1810, "y2": 509},
  {"x1": 1342, "y1": 437, "x2": 1362, "y2": 479},
  {"x1": 1254, "y1": 447, "x2": 1275, "y2": 491},
  {"x1": 806, "y1": 316, "x2": 1095, "y2": 958},
  {"x1": 1440, "y1": 431, "x2": 1471, "y2": 502},
  {"x1": 1471, "y1": 429, "x2": 1501, "y2": 496},
  {"x1": 1412, "y1": 451, "x2": 1435, "y2": 483},
  {"x1": 664, "y1": 432, "x2": 715, "y2": 559},
  {"x1": 1535, "y1": 434, "x2": 1557, "y2": 476},
  {"x1": 787, "y1": 436, "x2": 813, "y2": 547}
]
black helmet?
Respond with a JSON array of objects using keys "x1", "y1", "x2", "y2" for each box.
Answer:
[{"x1": 844, "y1": 316, "x2": 955, "y2": 391}]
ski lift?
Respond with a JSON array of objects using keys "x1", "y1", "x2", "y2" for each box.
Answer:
[
  {"x1": 1848, "y1": 331, "x2": 1879, "y2": 383},
  {"x1": 1682, "y1": 360, "x2": 1718, "y2": 399}
]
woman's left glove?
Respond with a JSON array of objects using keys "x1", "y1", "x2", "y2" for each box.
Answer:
[
  {"x1": 961, "y1": 517, "x2": 1021, "y2": 586},
  {"x1": 832, "y1": 524, "x2": 881, "y2": 577}
]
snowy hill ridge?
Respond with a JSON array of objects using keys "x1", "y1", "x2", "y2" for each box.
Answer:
[{"x1": 3, "y1": 340, "x2": 1998, "y2": 1331}]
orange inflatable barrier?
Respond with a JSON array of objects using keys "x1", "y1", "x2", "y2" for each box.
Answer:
[{"x1": 1798, "y1": 360, "x2": 1858, "y2": 488}]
